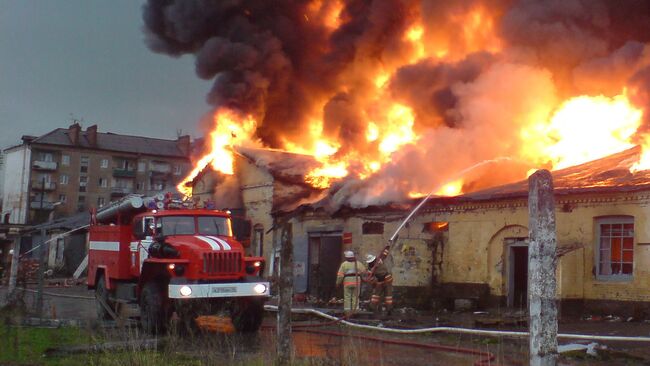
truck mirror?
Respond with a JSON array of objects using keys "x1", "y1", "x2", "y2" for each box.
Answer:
[{"x1": 232, "y1": 218, "x2": 252, "y2": 244}]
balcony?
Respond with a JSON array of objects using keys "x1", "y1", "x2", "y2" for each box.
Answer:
[
  {"x1": 150, "y1": 163, "x2": 171, "y2": 174},
  {"x1": 113, "y1": 169, "x2": 136, "y2": 178},
  {"x1": 30, "y1": 200, "x2": 57, "y2": 210},
  {"x1": 149, "y1": 170, "x2": 171, "y2": 178},
  {"x1": 110, "y1": 187, "x2": 132, "y2": 197},
  {"x1": 33, "y1": 181, "x2": 56, "y2": 191},
  {"x1": 32, "y1": 161, "x2": 58, "y2": 171}
]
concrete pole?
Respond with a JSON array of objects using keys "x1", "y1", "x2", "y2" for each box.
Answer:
[
  {"x1": 35, "y1": 228, "x2": 46, "y2": 318},
  {"x1": 528, "y1": 170, "x2": 558, "y2": 366},
  {"x1": 276, "y1": 221, "x2": 293, "y2": 366},
  {"x1": 8, "y1": 237, "x2": 22, "y2": 293}
]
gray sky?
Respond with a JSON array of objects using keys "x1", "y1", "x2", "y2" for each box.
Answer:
[{"x1": 0, "y1": 0, "x2": 211, "y2": 149}]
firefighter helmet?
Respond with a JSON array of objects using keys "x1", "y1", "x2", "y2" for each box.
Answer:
[
  {"x1": 344, "y1": 250, "x2": 355, "y2": 259},
  {"x1": 365, "y1": 254, "x2": 376, "y2": 263}
]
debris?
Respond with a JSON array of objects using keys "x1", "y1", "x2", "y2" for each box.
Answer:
[{"x1": 558, "y1": 342, "x2": 600, "y2": 357}]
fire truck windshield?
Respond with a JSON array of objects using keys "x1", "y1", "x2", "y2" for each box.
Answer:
[
  {"x1": 197, "y1": 216, "x2": 233, "y2": 237},
  {"x1": 157, "y1": 215, "x2": 233, "y2": 237}
]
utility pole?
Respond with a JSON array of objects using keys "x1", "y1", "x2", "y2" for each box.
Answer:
[
  {"x1": 528, "y1": 170, "x2": 558, "y2": 366},
  {"x1": 8, "y1": 237, "x2": 22, "y2": 294},
  {"x1": 35, "y1": 227, "x2": 46, "y2": 319},
  {"x1": 276, "y1": 221, "x2": 293, "y2": 366}
]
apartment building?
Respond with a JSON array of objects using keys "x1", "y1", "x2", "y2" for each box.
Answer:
[
  {"x1": 0, "y1": 152, "x2": 4, "y2": 209},
  {"x1": 1, "y1": 123, "x2": 191, "y2": 225}
]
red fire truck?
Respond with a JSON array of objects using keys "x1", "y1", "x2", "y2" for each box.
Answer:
[{"x1": 87, "y1": 195, "x2": 269, "y2": 333}]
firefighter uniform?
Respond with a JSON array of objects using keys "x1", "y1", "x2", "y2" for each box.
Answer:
[
  {"x1": 365, "y1": 254, "x2": 393, "y2": 315},
  {"x1": 336, "y1": 251, "x2": 365, "y2": 315}
]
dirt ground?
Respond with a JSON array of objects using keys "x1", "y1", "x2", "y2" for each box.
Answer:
[{"x1": 2, "y1": 282, "x2": 650, "y2": 365}]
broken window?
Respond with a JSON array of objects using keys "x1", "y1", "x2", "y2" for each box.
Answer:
[
  {"x1": 596, "y1": 216, "x2": 634, "y2": 280},
  {"x1": 362, "y1": 221, "x2": 384, "y2": 235},
  {"x1": 423, "y1": 221, "x2": 449, "y2": 233}
]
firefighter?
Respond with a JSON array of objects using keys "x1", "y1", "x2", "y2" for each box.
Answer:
[
  {"x1": 365, "y1": 253, "x2": 394, "y2": 316},
  {"x1": 336, "y1": 250, "x2": 365, "y2": 316}
]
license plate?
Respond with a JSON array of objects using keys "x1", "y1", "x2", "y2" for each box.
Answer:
[{"x1": 212, "y1": 286, "x2": 237, "y2": 294}]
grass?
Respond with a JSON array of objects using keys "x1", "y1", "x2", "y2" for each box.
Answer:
[{"x1": 0, "y1": 323, "x2": 89, "y2": 365}]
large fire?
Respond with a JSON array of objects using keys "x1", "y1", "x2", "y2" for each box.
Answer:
[
  {"x1": 177, "y1": 109, "x2": 257, "y2": 197},
  {"x1": 168, "y1": 1, "x2": 649, "y2": 202}
]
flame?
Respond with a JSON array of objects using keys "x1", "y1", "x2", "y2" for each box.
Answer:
[
  {"x1": 306, "y1": 0, "x2": 343, "y2": 30},
  {"x1": 378, "y1": 104, "x2": 417, "y2": 154},
  {"x1": 436, "y1": 179, "x2": 464, "y2": 196},
  {"x1": 177, "y1": 108, "x2": 257, "y2": 197},
  {"x1": 631, "y1": 134, "x2": 650, "y2": 172},
  {"x1": 179, "y1": 4, "x2": 650, "y2": 205},
  {"x1": 523, "y1": 92, "x2": 643, "y2": 170}
]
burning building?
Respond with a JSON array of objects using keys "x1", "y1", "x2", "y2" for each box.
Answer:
[
  {"x1": 145, "y1": 1, "x2": 650, "y2": 311},
  {"x1": 283, "y1": 146, "x2": 650, "y2": 314}
]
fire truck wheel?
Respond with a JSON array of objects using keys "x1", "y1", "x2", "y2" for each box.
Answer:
[
  {"x1": 140, "y1": 282, "x2": 169, "y2": 334},
  {"x1": 95, "y1": 274, "x2": 114, "y2": 320},
  {"x1": 231, "y1": 298, "x2": 264, "y2": 333}
]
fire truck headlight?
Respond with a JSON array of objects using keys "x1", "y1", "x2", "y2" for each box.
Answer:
[
  {"x1": 253, "y1": 284, "x2": 267, "y2": 295},
  {"x1": 179, "y1": 285, "x2": 192, "y2": 297},
  {"x1": 174, "y1": 264, "x2": 186, "y2": 276},
  {"x1": 246, "y1": 261, "x2": 263, "y2": 274}
]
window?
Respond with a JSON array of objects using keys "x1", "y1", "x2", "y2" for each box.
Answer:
[
  {"x1": 37, "y1": 173, "x2": 52, "y2": 183},
  {"x1": 151, "y1": 180, "x2": 166, "y2": 191},
  {"x1": 159, "y1": 216, "x2": 196, "y2": 236},
  {"x1": 58, "y1": 194, "x2": 67, "y2": 203},
  {"x1": 62, "y1": 155, "x2": 70, "y2": 166},
  {"x1": 136, "y1": 181, "x2": 145, "y2": 191},
  {"x1": 101, "y1": 159, "x2": 109, "y2": 169},
  {"x1": 138, "y1": 161, "x2": 146, "y2": 172},
  {"x1": 80, "y1": 156, "x2": 89, "y2": 174},
  {"x1": 596, "y1": 217, "x2": 634, "y2": 280},
  {"x1": 198, "y1": 216, "x2": 233, "y2": 237},
  {"x1": 59, "y1": 174, "x2": 69, "y2": 185},
  {"x1": 362, "y1": 221, "x2": 384, "y2": 235},
  {"x1": 77, "y1": 195, "x2": 85, "y2": 212},
  {"x1": 174, "y1": 165, "x2": 182, "y2": 175},
  {"x1": 98, "y1": 177, "x2": 108, "y2": 188},
  {"x1": 79, "y1": 176, "x2": 87, "y2": 192},
  {"x1": 97, "y1": 197, "x2": 105, "y2": 207},
  {"x1": 423, "y1": 222, "x2": 449, "y2": 233},
  {"x1": 41, "y1": 152, "x2": 53, "y2": 162}
]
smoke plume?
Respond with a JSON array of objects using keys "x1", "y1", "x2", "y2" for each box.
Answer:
[{"x1": 144, "y1": 0, "x2": 650, "y2": 207}]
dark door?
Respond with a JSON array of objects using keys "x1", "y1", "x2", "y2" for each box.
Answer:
[
  {"x1": 308, "y1": 234, "x2": 342, "y2": 300},
  {"x1": 512, "y1": 246, "x2": 528, "y2": 308}
]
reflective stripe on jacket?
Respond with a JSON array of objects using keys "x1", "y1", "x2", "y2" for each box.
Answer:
[{"x1": 336, "y1": 260, "x2": 365, "y2": 287}]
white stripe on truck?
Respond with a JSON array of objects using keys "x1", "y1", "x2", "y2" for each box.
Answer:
[
  {"x1": 209, "y1": 236, "x2": 232, "y2": 250},
  {"x1": 196, "y1": 236, "x2": 221, "y2": 250},
  {"x1": 89, "y1": 241, "x2": 120, "y2": 252}
]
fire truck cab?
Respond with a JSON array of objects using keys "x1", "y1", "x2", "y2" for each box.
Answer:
[{"x1": 87, "y1": 195, "x2": 269, "y2": 333}]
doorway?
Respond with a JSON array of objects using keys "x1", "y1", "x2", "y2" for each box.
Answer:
[
  {"x1": 507, "y1": 239, "x2": 528, "y2": 308},
  {"x1": 307, "y1": 232, "x2": 342, "y2": 301}
]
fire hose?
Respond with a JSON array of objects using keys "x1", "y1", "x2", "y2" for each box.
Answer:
[
  {"x1": 264, "y1": 305, "x2": 650, "y2": 342},
  {"x1": 365, "y1": 190, "x2": 435, "y2": 280},
  {"x1": 264, "y1": 305, "x2": 497, "y2": 365}
]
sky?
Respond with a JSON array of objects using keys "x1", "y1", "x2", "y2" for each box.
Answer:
[{"x1": 0, "y1": 0, "x2": 211, "y2": 150}]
